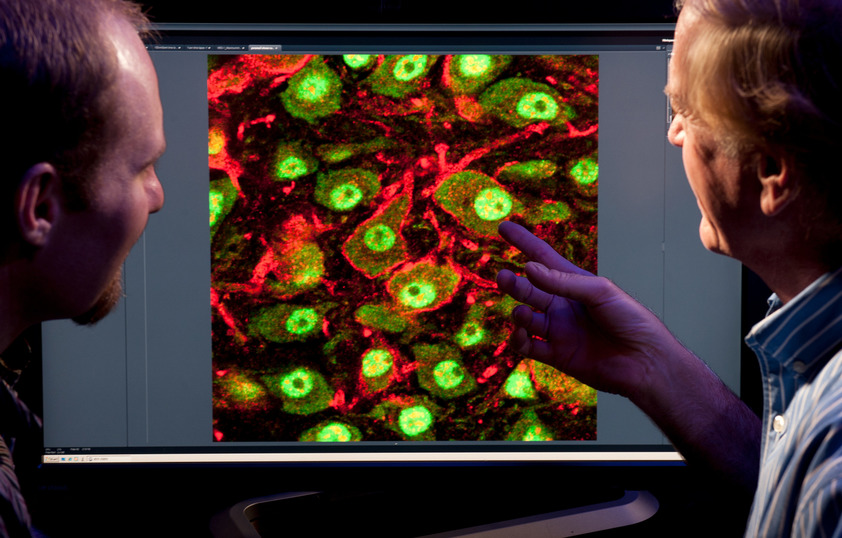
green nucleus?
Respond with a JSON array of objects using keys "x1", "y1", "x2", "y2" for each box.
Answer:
[
  {"x1": 273, "y1": 144, "x2": 316, "y2": 181},
  {"x1": 399, "y1": 405, "x2": 433, "y2": 436},
  {"x1": 516, "y1": 91, "x2": 559, "y2": 121},
  {"x1": 300, "y1": 420, "x2": 362, "y2": 442},
  {"x1": 398, "y1": 281, "x2": 437, "y2": 309},
  {"x1": 276, "y1": 156, "x2": 309, "y2": 179},
  {"x1": 362, "y1": 348, "x2": 394, "y2": 378},
  {"x1": 393, "y1": 55, "x2": 428, "y2": 81},
  {"x1": 316, "y1": 422, "x2": 353, "y2": 442},
  {"x1": 329, "y1": 183, "x2": 364, "y2": 211},
  {"x1": 285, "y1": 307, "x2": 320, "y2": 335},
  {"x1": 522, "y1": 424, "x2": 554, "y2": 441},
  {"x1": 473, "y1": 187, "x2": 513, "y2": 221},
  {"x1": 280, "y1": 368, "x2": 315, "y2": 398},
  {"x1": 363, "y1": 224, "x2": 396, "y2": 252},
  {"x1": 433, "y1": 360, "x2": 465, "y2": 390},
  {"x1": 343, "y1": 54, "x2": 373, "y2": 69},
  {"x1": 571, "y1": 158, "x2": 598, "y2": 186},
  {"x1": 296, "y1": 73, "x2": 330, "y2": 102},
  {"x1": 455, "y1": 320, "x2": 485, "y2": 347},
  {"x1": 458, "y1": 55, "x2": 492, "y2": 77},
  {"x1": 505, "y1": 368, "x2": 537, "y2": 399}
]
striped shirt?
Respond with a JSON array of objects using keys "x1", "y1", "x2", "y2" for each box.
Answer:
[{"x1": 744, "y1": 266, "x2": 842, "y2": 536}]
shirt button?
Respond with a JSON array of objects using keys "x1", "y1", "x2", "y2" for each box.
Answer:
[
  {"x1": 793, "y1": 361, "x2": 807, "y2": 374},
  {"x1": 773, "y1": 415, "x2": 786, "y2": 433}
]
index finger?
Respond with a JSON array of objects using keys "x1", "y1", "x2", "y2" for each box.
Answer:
[{"x1": 498, "y1": 221, "x2": 592, "y2": 276}]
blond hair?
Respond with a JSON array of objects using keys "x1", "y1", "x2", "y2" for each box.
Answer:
[{"x1": 676, "y1": 0, "x2": 842, "y2": 228}]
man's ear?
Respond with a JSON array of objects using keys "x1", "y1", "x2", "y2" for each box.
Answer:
[
  {"x1": 15, "y1": 163, "x2": 62, "y2": 247},
  {"x1": 758, "y1": 152, "x2": 797, "y2": 217}
]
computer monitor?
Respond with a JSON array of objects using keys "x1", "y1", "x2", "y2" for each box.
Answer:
[{"x1": 38, "y1": 21, "x2": 742, "y2": 474}]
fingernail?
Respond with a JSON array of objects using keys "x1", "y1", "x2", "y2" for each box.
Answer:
[{"x1": 526, "y1": 262, "x2": 548, "y2": 274}]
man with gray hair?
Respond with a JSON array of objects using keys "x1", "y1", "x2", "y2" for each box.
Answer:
[
  {"x1": 0, "y1": 0, "x2": 165, "y2": 533},
  {"x1": 498, "y1": 0, "x2": 842, "y2": 534}
]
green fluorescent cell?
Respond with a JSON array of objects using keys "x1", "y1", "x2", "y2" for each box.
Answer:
[
  {"x1": 433, "y1": 360, "x2": 465, "y2": 390},
  {"x1": 209, "y1": 127, "x2": 225, "y2": 155},
  {"x1": 479, "y1": 78, "x2": 570, "y2": 128},
  {"x1": 362, "y1": 348, "x2": 394, "y2": 378},
  {"x1": 571, "y1": 158, "x2": 598, "y2": 185},
  {"x1": 276, "y1": 156, "x2": 309, "y2": 179},
  {"x1": 458, "y1": 54, "x2": 492, "y2": 77},
  {"x1": 273, "y1": 144, "x2": 316, "y2": 181},
  {"x1": 262, "y1": 367, "x2": 332, "y2": 415},
  {"x1": 413, "y1": 343, "x2": 477, "y2": 399},
  {"x1": 343, "y1": 54, "x2": 372, "y2": 69},
  {"x1": 398, "y1": 281, "x2": 437, "y2": 309},
  {"x1": 354, "y1": 304, "x2": 408, "y2": 333},
  {"x1": 399, "y1": 405, "x2": 433, "y2": 436},
  {"x1": 209, "y1": 177, "x2": 237, "y2": 238},
  {"x1": 342, "y1": 194, "x2": 409, "y2": 278},
  {"x1": 473, "y1": 187, "x2": 513, "y2": 221},
  {"x1": 210, "y1": 191, "x2": 226, "y2": 226},
  {"x1": 230, "y1": 379, "x2": 265, "y2": 402},
  {"x1": 219, "y1": 374, "x2": 267, "y2": 408},
  {"x1": 506, "y1": 410, "x2": 555, "y2": 441},
  {"x1": 540, "y1": 201, "x2": 572, "y2": 222},
  {"x1": 363, "y1": 224, "x2": 396, "y2": 252},
  {"x1": 455, "y1": 320, "x2": 485, "y2": 347},
  {"x1": 329, "y1": 183, "x2": 364, "y2": 210},
  {"x1": 296, "y1": 73, "x2": 330, "y2": 102},
  {"x1": 433, "y1": 171, "x2": 523, "y2": 237},
  {"x1": 289, "y1": 243, "x2": 325, "y2": 287},
  {"x1": 393, "y1": 55, "x2": 428, "y2": 81},
  {"x1": 522, "y1": 424, "x2": 554, "y2": 441},
  {"x1": 316, "y1": 422, "x2": 353, "y2": 442},
  {"x1": 285, "y1": 307, "x2": 320, "y2": 335},
  {"x1": 280, "y1": 59, "x2": 343, "y2": 123},
  {"x1": 300, "y1": 420, "x2": 362, "y2": 442},
  {"x1": 315, "y1": 168, "x2": 380, "y2": 212},
  {"x1": 447, "y1": 54, "x2": 511, "y2": 95},
  {"x1": 505, "y1": 368, "x2": 537, "y2": 399},
  {"x1": 281, "y1": 368, "x2": 315, "y2": 398},
  {"x1": 387, "y1": 259, "x2": 460, "y2": 313},
  {"x1": 516, "y1": 91, "x2": 560, "y2": 121},
  {"x1": 500, "y1": 160, "x2": 558, "y2": 181}
]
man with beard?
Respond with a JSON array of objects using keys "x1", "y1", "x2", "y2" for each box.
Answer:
[{"x1": 0, "y1": 0, "x2": 165, "y2": 534}]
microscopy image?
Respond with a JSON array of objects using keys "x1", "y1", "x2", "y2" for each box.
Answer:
[{"x1": 209, "y1": 53, "x2": 598, "y2": 443}]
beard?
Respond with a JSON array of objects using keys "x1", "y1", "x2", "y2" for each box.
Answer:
[{"x1": 71, "y1": 267, "x2": 125, "y2": 326}]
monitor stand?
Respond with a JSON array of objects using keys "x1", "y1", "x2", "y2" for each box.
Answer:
[{"x1": 211, "y1": 489, "x2": 658, "y2": 537}]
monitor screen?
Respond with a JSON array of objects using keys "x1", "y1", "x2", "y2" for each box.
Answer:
[{"x1": 39, "y1": 22, "x2": 743, "y2": 466}]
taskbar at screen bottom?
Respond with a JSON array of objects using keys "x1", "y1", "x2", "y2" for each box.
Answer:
[{"x1": 42, "y1": 451, "x2": 684, "y2": 464}]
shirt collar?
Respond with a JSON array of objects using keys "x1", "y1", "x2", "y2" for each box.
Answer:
[{"x1": 746, "y1": 266, "x2": 842, "y2": 376}]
